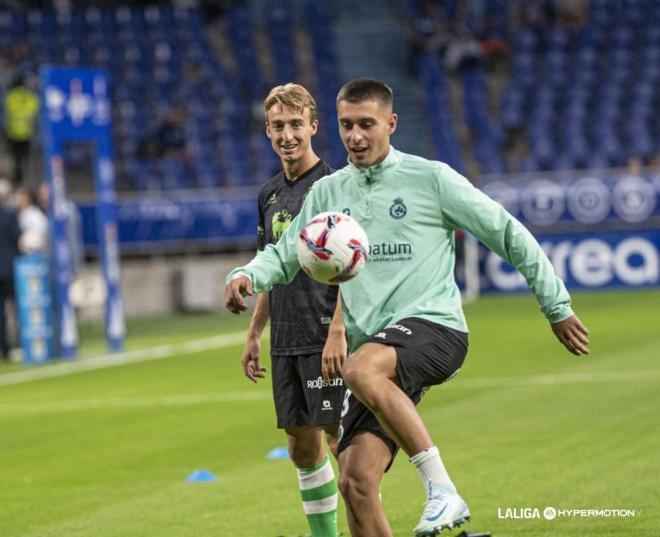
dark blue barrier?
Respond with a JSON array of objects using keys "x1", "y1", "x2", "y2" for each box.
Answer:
[
  {"x1": 480, "y1": 173, "x2": 659, "y2": 230},
  {"x1": 477, "y1": 171, "x2": 659, "y2": 291},
  {"x1": 78, "y1": 191, "x2": 258, "y2": 253}
]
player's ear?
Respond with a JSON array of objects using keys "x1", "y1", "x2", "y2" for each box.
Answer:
[
  {"x1": 265, "y1": 121, "x2": 272, "y2": 139},
  {"x1": 388, "y1": 113, "x2": 398, "y2": 135},
  {"x1": 310, "y1": 119, "x2": 319, "y2": 136}
]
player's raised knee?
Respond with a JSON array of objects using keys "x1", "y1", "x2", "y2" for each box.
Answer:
[
  {"x1": 340, "y1": 355, "x2": 364, "y2": 389},
  {"x1": 343, "y1": 344, "x2": 394, "y2": 389}
]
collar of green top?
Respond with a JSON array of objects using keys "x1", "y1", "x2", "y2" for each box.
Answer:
[{"x1": 348, "y1": 146, "x2": 401, "y2": 183}]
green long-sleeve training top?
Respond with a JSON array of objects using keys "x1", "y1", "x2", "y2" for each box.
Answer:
[{"x1": 227, "y1": 148, "x2": 574, "y2": 351}]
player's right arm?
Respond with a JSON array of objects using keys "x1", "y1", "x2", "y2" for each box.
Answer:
[
  {"x1": 322, "y1": 291, "x2": 347, "y2": 380},
  {"x1": 241, "y1": 292, "x2": 270, "y2": 382},
  {"x1": 225, "y1": 183, "x2": 322, "y2": 313}
]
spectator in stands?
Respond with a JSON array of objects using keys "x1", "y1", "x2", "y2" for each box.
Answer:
[
  {"x1": 409, "y1": 0, "x2": 448, "y2": 55},
  {"x1": 200, "y1": 0, "x2": 237, "y2": 22},
  {"x1": 2, "y1": 74, "x2": 40, "y2": 186},
  {"x1": 444, "y1": 25, "x2": 485, "y2": 72},
  {"x1": 8, "y1": 41, "x2": 33, "y2": 78},
  {"x1": 0, "y1": 55, "x2": 16, "y2": 94},
  {"x1": 480, "y1": 13, "x2": 509, "y2": 66},
  {"x1": 15, "y1": 185, "x2": 48, "y2": 255},
  {"x1": 146, "y1": 105, "x2": 194, "y2": 189},
  {"x1": 408, "y1": 0, "x2": 449, "y2": 73},
  {"x1": 139, "y1": 106, "x2": 189, "y2": 160},
  {"x1": 408, "y1": 0, "x2": 485, "y2": 74},
  {"x1": 555, "y1": 0, "x2": 588, "y2": 28},
  {"x1": 626, "y1": 156, "x2": 644, "y2": 176},
  {"x1": 155, "y1": 106, "x2": 188, "y2": 160},
  {"x1": 520, "y1": 1, "x2": 550, "y2": 30},
  {"x1": 0, "y1": 178, "x2": 21, "y2": 360}
]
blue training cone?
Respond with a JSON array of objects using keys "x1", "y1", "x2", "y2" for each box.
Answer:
[
  {"x1": 266, "y1": 446, "x2": 290, "y2": 460},
  {"x1": 186, "y1": 469, "x2": 218, "y2": 483}
]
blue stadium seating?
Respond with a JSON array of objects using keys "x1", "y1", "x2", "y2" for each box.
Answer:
[
  {"x1": 417, "y1": 53, "x2": 465, "y2": 173},
  {"x1": 1, "y1": 2, "x2": 342, "y2": 190},
  {"x1": 461, "y1": 65, "x2": 506, "y2": 173},
  {"x1": 3, "y1": 1, "x2": 658, "y2": 184},
  {"x1": 266, "y1": 5, "x2": 297, "y2": 84},
  {"x1": 500, "y1": 1, "x2": 660, "y2": 172},
  {"x1": 302, "y1": 1, "x2": 345, "y2": 168}
]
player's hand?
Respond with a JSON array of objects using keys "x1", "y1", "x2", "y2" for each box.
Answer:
[
  {"x1": 551, "y1": 315, "x2": 590, "y2": 356},
  {"x1": 225, "y1": 275, "x2": 253, "y2": 314},
  {"x1": 322, "y1": 329, "x2": 347, "y2": 380},
  {"x1": 241, "y1": 337, "x2": 267, "y2": 383}
]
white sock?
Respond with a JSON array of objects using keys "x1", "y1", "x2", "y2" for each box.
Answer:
[{"x1": 410, "y1": 445, "x2": 456, "y2": 496}]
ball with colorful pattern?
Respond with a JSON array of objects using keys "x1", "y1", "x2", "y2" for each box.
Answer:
[{"x1": 296, "y1": 211, "x2": 369, "y2": 285}]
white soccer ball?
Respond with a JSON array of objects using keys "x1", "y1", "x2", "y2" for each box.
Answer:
[{"x1": 296, "y1": 211, "x2": 369, "y2": 285}]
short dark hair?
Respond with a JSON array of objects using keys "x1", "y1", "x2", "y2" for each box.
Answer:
[{"x1": 336, "y1": 78, "x2": 393, "y2": 109}]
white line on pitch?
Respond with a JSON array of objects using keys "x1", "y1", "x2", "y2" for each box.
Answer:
[
  {"x1": 446, "y1": 369, "x2": 660, "y2": 389},
  {"x1": 0, "y1": 331, "x2": 256, "y2": 387},
  {"x1": 2, "y1": 368, "x2": 659, "y2": 415},
  {"x1": 0, "y1": 390, "x2": 272, "y2": 415}
]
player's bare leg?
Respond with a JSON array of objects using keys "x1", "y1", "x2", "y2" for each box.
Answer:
[
  {"x1": 342, "y1": 343, "x2": 470, "y2": 535},
  {"x1": 324, "y1": 423, "x2": 340, "y2": 461},
  {"x1": 338, "y1": 431, "x2": 393, "y2": 537},
  {"x1": 341, "y1": 343, "x2": 432, "y2": 455},
  {"x1": 287, "y1": 426, "x2": 326, "y2": 467},
  {"x1": 287, "y1": 426, "x2": 340, "y2": 537}
]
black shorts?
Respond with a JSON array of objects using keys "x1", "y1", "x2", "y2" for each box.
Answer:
[
  {"x1": 337, "y1": 317, "x2": 468, "y2": 460},
  {"x1": 271, "y1": 352, "x2": 346, "y2": 429}
]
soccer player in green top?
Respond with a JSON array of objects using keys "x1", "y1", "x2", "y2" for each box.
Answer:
[
  {"x1": 226, "y1": 78, "x2": 590, "y2": 537},
  {"x1": 241, "y1": 83, "x2": 345, "y2": 537}
]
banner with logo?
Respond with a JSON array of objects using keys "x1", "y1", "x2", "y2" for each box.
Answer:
[
  {"x1": 40, "y1": 67, "x2": 125, "y2": 356},
  {"x1": 478, "y1": 171, "x2": 659, "y2": 292},
  {"x1": 482, "y1": 230, "x2": 659, "y2": 292},
  {"x1": 480, "y1": 173, "x2": 659, "y2": 230},
  {"x1": 14, "y1": 254, "x2": 55, "y2": 364},
  {"x1": 77, "y1": 193, "x2": 258, "y2": 252}
]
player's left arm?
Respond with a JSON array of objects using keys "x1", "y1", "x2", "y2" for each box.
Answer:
[
  {"x1": 225, "y1": 184, "x2": 322, "y2": 313},
  {"x1": 322, "y1": 291, "x2": 347, "y2": 379},
  {"x1": 550, "y1": 315, "x2": 590, "y2": 355},
  {"x1": 435, "y1": 164, "x2": 590, "y2": 355}
]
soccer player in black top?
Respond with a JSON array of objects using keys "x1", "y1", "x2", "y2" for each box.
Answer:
[{"x1": 239, "y1": 84, "x2": 345, "y2": 537}]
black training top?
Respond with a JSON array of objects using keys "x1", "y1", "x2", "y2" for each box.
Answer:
[{"x1": 257, "y1": 160, "x2": 338, "y2": 356}]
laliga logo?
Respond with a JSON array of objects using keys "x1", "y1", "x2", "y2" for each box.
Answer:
[
  {"x1": 45, "y1": 76, "x2": 110, "y2": 126},
  {"x1": 487, "y1": 237, "x2": 659, "y2": 289}
]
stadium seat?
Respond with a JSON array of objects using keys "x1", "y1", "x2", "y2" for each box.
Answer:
[
  {"x1": 417, "y1": 53, "x2": 465, "y2": 173},
  {"x1": 519, "y1": 155, "x2": 540, "y2": 173},
  {"x1": 551, "y1": 154, "x2": 575, "y2": 171},
  {"x1": 498, "y1": 1, "x2": 660, "y2": 172},
  {"x1": 513, "y1": 26, "x2": 537, "y2": 53},
  {"x1": 266, "y1": 5, "x2": 297, "y2": 84}
]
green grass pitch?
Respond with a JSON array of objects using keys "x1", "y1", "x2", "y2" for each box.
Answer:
[{"x1": 1, "y1": 290, "x2": 659, "y2": 536}]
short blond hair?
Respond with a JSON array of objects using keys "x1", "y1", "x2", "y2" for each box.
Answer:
[{"x1": 264, "y1": 83, "x2": 318, "y2": 123}]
